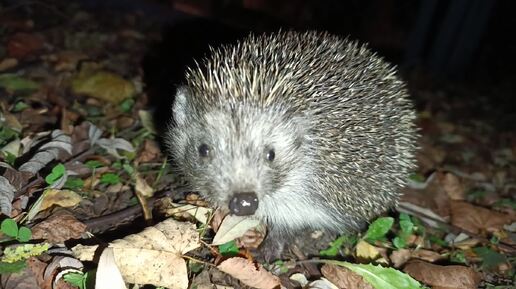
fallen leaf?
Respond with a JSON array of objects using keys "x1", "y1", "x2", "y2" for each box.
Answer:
[
  {"x1": 401, "y1": 172, "x2": 451, "y2": 220},
  {"x1": 329, "y1": 261, "x2": 423, "y2": 289},
  {"x1": 31, "y1": 210, "x2": 87, "y2": 243},
  {"x1": 212, "y1": 215, "x2": 261, "y2": 245},
  {"x1": 0, "y1": 73, "x2": 40, "y2": 93},
  {"x1": 0, "y1": 175, "x2": 16, "y2": 216},
  {"x1": 356, "y1": 240, "x2": 380, "y2": 261},
  {"x1": 450, "y1": 201, "x2": 515, "y2": 234},
  {"x1": 71, "y1": 70, "x2": 135, "y2": 103},
  {"x1": 96, "y1": 247, "x2": 127, "y2": 289},
  {"x1": 136, "y1": 139, "x2": 161, "y2": 163},
  {"x1": 36, "y1": 189, "x2": 83, "y2": 213},
  {"x1": 321, "y1": 264, "x2": 374, "y2": 289},
  {"x1": 403, "y1": 260, "x2": 481, "y2": 289},
  {"x1": 217, "y1": 257, "x2": 281, "y2": 289},
  {"x1": 308, "y1": 278, "x2": 340, "y2": 289},
  {"x1": 135, "y1": 173, "x2": 154, "y2": 197},
  {"x1": 410, "y1": 249, "x2": 445, "y2": 263},
  {"x1": 7, "y1": 33, "x2": 45, "y2": 59},
  {"x1": 0, "y1": 58, "x2": 18, "y2": 71},
  {"x1": 166, "y1": 203, "x2": 212, "y2": 224},
  {"x1": 390, "y1": 249, "x2": 411, "y2": 268},
  {"x1": 73, "y1": 219, "x2": 200, "y2": 288},
  {"x1": 439, "y1": 172, "x2": 466, "y2": 200}
]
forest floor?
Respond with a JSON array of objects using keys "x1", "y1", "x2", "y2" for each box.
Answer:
[{"x1": 0, "y1": 1, "x2": 514, "y2": 289}]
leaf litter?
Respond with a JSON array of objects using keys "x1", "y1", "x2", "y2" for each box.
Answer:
[{"x1": 0, "y1": 1, "x2": 514, "y2": 289}]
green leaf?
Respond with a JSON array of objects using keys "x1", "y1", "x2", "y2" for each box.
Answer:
[
  {"x1": 0, "y1": 73, "x2": 39, "y2": 93},
  {"x1": 85, "y1": 160, "x2": 103, "y2": 169},
  {"x1": 0, "y1": 260, "x2": 27, "y2": 274},
  {"x1": 408, "y1": 173, "x2": 425, "y2": 183},
  {"x1": 0, "y1": 127, "x2": 19, "y2": 147},
  {"x1": 2, "y1": 151, "x2": 17, "y2": 166},
  {"x1": 119, "y1": 98, "x2": 135, "y2": 113},
  {"x1": 365, "y1": 217, "x2": 394, "y2": 241},
  {"x1": 12, "y1": 101, "x2": 29, "y2": 112},
  {"x1": 1, "y1": 218, "x2": 18, "y2": 238},
  {"x1": 122, "y1": 163, "x2": 134, "y2": 175},
  {"x1": 333, "y1": 261, "x2": 424, "y2": 289},
  {"x1": 392, "y1": 236, "x2": 406, "y2": 249},
  {"x1": 450, "y1": 250, "x2": 467, "y2": 264},
  {"x1": 399, "y1": 213, "x2": 414, "y2": 233},
  {"x1": 320, "y1": 235, "x2": 348, "y2": 257},
  {"x1": 64, "y1": 177, "x2": 84, "y2": 190},
  {"x1": 473, "y1": 247, "x2": 507, "y2": 270},
  {"x1": 100, "y1": 173, "x2": 120, "y2": 185},
  {"x1": 218, "y1": 240, "x2": 239, "y2": 256},
  {"x1": 45, "y1": 163, "x2": 66, "y2": 185},
  {"x1": 428, "y1": 234, "x2": 448, "y2": 247},
  {"x1": 17, "y1": 227, "x2": 32, "y2": 242},
  {"x1": 188, "y1": 262, "x2": 204, "y2": 274},
  {"x1": 63, "y1": 272, "x2": 87, "y2": 289}
]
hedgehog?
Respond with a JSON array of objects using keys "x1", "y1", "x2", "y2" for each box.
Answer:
[{"x1": 165, "y1": 31, "x2": 418, "y2": 257}]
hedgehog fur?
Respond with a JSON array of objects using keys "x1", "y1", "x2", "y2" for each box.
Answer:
[{"x1": 166, "y1": 31, "x2": 418, "y2": 254}]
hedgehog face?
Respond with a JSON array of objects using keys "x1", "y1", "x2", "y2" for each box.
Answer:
[{"x1": 167, "y1": 88, "x2": 311, "y2": 218}]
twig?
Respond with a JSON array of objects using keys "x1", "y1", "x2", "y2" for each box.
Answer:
[{"x1": 398, "y1": 203, "x2": 516, "y2": 254}]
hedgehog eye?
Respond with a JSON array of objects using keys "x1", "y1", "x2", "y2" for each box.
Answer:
[
  {"x1": 198, "y1": 143, "x2": 210, "y2": 158},
  {"x1": 266, "y1": 149, "x2": 275, "y2": 162}
]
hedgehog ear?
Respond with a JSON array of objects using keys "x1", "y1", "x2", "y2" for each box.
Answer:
[
  {"x1": 290, "y1": 114, "x2": 310, "y2": 148},
  {"x1": 172, "y1": 87, "x2": 190, "y2": 126}
]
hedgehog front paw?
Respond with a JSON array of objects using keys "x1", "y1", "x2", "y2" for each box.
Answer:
[{"x1": 254, "y1": 234, "x2": 287, "y2": 263}]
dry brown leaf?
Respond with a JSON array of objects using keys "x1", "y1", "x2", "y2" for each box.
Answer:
[
  {"x1": 390, "y1": 249, "x2": 411, "y2": 268},
  {"x1": 235, "y1": 223, "x2": 266, "y2": 250},
  {"x1": 321, "y1": 264, "x2": 374, "y2": 289},
  {"x1": 38, "y1": 189, "x2": 82, "y2": 212},
  {"x1": 136, "y1": 139, "x2": 161, "y2": 163},
  {"x1": 7, "y1": 32, "x2": 45, "y2": 59},
  {"x1": 0, "y1": 58, "x2": 18, "y2": 71},
  {"x1": 401, "y1": 172, "x2": 451, "y2": 219},
  {"x1": 411, "y1": 249, "x2": 445, "y2": 263},
  {"x1": 217, "y1": 257, "x2": 281, "y2": 289},
  {"x1": 450, "y1": 201, "x2": 515, "y2": 234},
  {"x1": 440, "y1": 172, "x2": 466, "y2": 200},
  {"x1": 404, "y1": 260, "x2": 481, "y2": 289},
  {"x1": 31, "y1": 210, "x2": 87, "y2": 243}
]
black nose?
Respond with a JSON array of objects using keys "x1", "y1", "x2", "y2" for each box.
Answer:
[{"x1": 228, "y1": 192, "x2": 259, "y2": 216}]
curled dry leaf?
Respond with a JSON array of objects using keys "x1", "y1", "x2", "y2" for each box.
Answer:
[
  {"x1": 28, "y1": 189, "x2": 82, "y2": 221},
  {"x1": 404, "y1": 260, "x2": 481, "y2": 289},
  {"x1": 450, "y1": 201, "x2": 515, "y2": 234},
  {"x1": 110, "y1": 218, "x2": 200, "y2": 254},
  {"x1": 18, "y1": 130, "x2": 72, "y2": 174},
  {"x1": 212, "y1": 215, "x2": 261, "y2": 246},
  {"x1": 390, "y1": 249, "x2": 412, "y2": 268},
  {"x1": 321, "y1": 264, "x2": 374, "y2": 289},
  {"x1": 73, "y1": 219, "x2": 200, "y2": 289},
  {"x1": 0, "y1": 175, "x2": 16, "y2": 216},
  {"x1": 439, "y1": 172, "x2": 466, "y2": 200},
  {"x1": 136, "y1": 139, "x2": 161, "y2": 163},
  {"x1": 31, "y1": 210, "x2": 87, "y2": 243},
  {"x1": 217, "y1": 257, "x2": 281, "y2": 289}
]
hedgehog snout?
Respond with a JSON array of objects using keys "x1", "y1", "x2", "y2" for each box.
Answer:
[{"x1": 228, "y1": 192, "x2": 259, "y2": 216}]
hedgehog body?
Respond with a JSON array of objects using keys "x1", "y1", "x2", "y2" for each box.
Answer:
[{"x1": 166, "y1": 31, "x2": 418, "y2": 252}]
